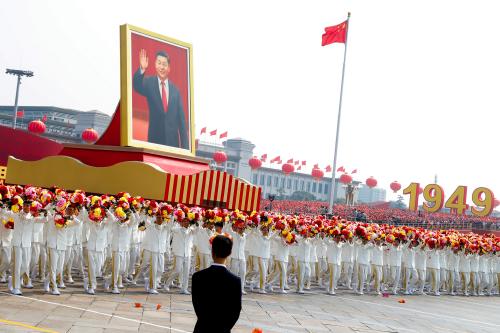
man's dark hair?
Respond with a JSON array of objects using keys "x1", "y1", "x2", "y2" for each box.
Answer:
[
  {"x1": 212, "y1": 235, "x2": 233, "y2": 259},
  {"x1": 156, "y1": 51, "x2": 170, "y2": 64}
]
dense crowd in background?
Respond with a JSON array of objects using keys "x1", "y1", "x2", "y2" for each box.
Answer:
[
  {"x1": 260, "y1": 199, "x2": 500, "y2": 229},
  {"x1": 0, "y1": 184, "x2": 499, "y2": 299}
]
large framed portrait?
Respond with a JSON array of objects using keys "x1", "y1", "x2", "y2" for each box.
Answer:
[{"x1": 120, "y1": 24, "x2": 195, "y2": 156}]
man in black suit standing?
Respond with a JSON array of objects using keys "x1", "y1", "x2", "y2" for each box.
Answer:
[
  {"x1": 192, "y1": 235, "x2": 242, "y2": 333},
  {"x1": 133, "y1": 49, "x2": 189, "y2": 149}
]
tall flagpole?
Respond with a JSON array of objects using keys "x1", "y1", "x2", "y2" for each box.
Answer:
[{"x1": 328, "y1": 12, "x2": 351, "y2": 214}]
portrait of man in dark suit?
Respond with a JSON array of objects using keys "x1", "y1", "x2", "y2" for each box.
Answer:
[{"x1": 132, "y1": 49, "x2": 189, "y2": 149}]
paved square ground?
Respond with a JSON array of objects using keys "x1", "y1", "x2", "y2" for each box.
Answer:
[{"x1": 0, "y1": 281, "x2": 498, "y2": 333}]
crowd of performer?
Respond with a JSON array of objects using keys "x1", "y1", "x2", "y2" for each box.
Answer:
[{"x1": 0, "y1": 184, "x2": 499, "y2": 298}]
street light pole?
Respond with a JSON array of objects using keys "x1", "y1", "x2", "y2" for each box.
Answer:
[{"x1": 6, "y1": 68, "x2": 34, "y2": 129}]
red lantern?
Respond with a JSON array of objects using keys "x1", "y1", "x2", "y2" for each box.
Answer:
[
  {"x1": 28, "y1": 120, "x2": 46, "y2": 135},
  {"x1": 390, "y1": 181, "x2": 401, "y2": 193},
  {"x1": 366, "y1": 177, "x2": 377, "y2": 188},
  {"x1": 213, "y1": 151, "x2": 227, "y2": 164},
  {"x1": 339, "y1": 173, "x2": 352, "y2": 184},
  {"x1": 281, "y1": 163, "x2": 294, "y2": 175},
  {"x1": 82, "y1": 128, "x2": 99, "y2": 143},
  {"x1": 311, "y1": 168, "x2": 324, "y2": 180},
  {"x1": 248, "y1": 157, "x2": 262, "y2": 170}
]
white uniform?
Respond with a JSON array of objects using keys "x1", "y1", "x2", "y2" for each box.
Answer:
[
  {"x1": 85, "y1": 213, "x2": 111, "y2": 292},
  {"x1": 248, "y1": 230, "x2": 272, "y2": 292},
  {"x1": 227, "y1": 228, "x2": 247, "y2": 292},
  {"x1": 164, "y1": 223, "x2": 195, "y2": 293},
  {"x1": 402, "y1": 245, "x2": 416, "y2": 293},
  {"x1": 427, "y1": 249, "x2": 441, "y2": 295},
  {"x1": 356, "y1": 242, "x2": 372, "y2": 294},
  {"x1": 0, "y1": 210, "x2": 14, "y2": 281},
  {"x1": 389, "y1": 244, "x2": 403, "y2": 294},
  {"x1": 267, "y1": 235, "x2": 290, "y2": 292},
  {"x1": 341, "y1": 241, "x2": 355, "y2": 289},
  {"x1": 295, "y1": 236, "x2": 312, "y2": 293},
  {"x1": 194, "y1": 226, "x2": 214, "y2": 270},
  {"x1": 370, "y1": 244, "x2": 384, "y2": 293},
  {"x1": 414, "y1": 247, "x2": 429, "y2": 294},
  {"x1": 458, "y1": 252, "x2": 471, "y2": 295},
  {"x1": 46, "y1": 213, "x2": 72, "y2": 293}
]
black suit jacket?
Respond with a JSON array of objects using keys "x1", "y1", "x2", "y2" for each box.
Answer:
[
  {"x1": 192, "y1": 265, "x2": 242, "y2": 333},
  {"x1": 132, "y1": 68, "x2": 189, "y2": 148}
]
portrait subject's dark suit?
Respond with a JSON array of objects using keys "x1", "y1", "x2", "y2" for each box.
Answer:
[
  {"x1": 132, "y1": 68, "x2": 189, "y2": 148},
  {"x1": 192, "y1": 265, "x2": 242, "y2": 333}
]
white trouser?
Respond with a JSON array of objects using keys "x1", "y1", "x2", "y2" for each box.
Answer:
[
  {"x1": 64, "y1": 245, "x2": 74, "y2": 278},
  {"x1": 229, "y1": 258, "x2": 246, "y2": 291},
  {"x1": 110, "y1": 251, "x2": 128, "y2": 288},
  {"x1": 447, "y1": 269, "x2": 457, "y2": 293},
  {"x1": 85, "y1": 249, "x2": 104, "y2": 290},
  {"x1": 341, "y1": 262, "x2": 353, "y2": 288},
  {"x1": 327, "y1": 263, "x2": 341, "y2": 293},
  {"x1": 459, "y1": 271, "x2": 470, "y2": 294},
  {"x1": 297, "y1": 261, "x2": 310, "y2": 292},
  {"x1": 390, "y1": 265, "x2": 401, "y2": 293},
  {"x1": 71, "y1": 243, "x2": 85, "y2": 279},
  {"x1": 267, "y1": 259, "x2": 287, "y2": 291},
  {"x1": 440, "y1": 267, "x2": 447, "y2": 290},
  {"x1": 248, "y1": 257, "x2": 268, "y2": 290},
  {"x1": 416, "y1": 269, "x2": 426, "y2": 293},
  {"x1": 479, "y1": 271, "x2": 489, "y2": 292},
  {"x1": 470, "y1": 272, "x2": 479, "y2": 294},
  {"x1": 429, "y1": 268, "x2": 440, "y2": 293},
  {"x1": 0, "y1": 246, "x2": 11, "y2": 276},
  {"x1": 30, "y1": 242, "x2": 41, "y2": 280},
  {"x1": 47, "y1": 247, "x2": 65, "y2": 291},
  {"x1": 199, "y1": 253, "x2": 212, "y2": 271},
  {"x1": 164, "y1": 256, "x2": 191, "y2": 291},
  {"x1": 11, "y1": 246, "x2": 31, "y2": 290},
  {"x1": 139, "y1": 250, "x2": 164, "y2": 290},
  {"x1": 128, "y1": 243, "x2": 141, "y2": 276},
  {"x1": 357, "y1": 263, "x2": 370, "y2": 293},
  {"x1": 371, "y1": 264, "x2": 383, "y2": 293},
  {"x1": 402, "y1": 267, "x2": 416, "y2": 292}
]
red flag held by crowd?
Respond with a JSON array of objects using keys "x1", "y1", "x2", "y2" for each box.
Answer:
[{"x1": 322, "y1": 20, "x2": 348, "y2": 46}]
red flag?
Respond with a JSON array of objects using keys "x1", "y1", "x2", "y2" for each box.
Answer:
[
  {"x1": 16, "y1": 110, "x2": 24, "y2": 118},
  {"x1": 352, "y1": 169, "x2": 357, "y2": 174},
  {"x1": 302, "y1": 161, "x2": 306, "y2": 165},
  {"x1": 42, "y1": 115, "x2": 47, "y2": 122},
  {"x1": 200, "y1": 127, "x2": 207, "y2": 135},
  {"x1": 271, "y1": 156, "x2": 280, "y2": 162},
  {"x1": 294, "y1": 160, "x2": 299, "y2": 165},
  {"x1": 314, "y1": 164, "x2": 319, "y2": 169},
  {"x1": 219, "y1": 131, "x2": 228, "y2": 139},
  {"x1": 287, "y1": 158, "x2": 293, "y2": 164},
  {"x1": 325, "y1": 165, "x2": 332, "y2": 172},
  {"x1": 261, "y1": 154, "x2": 267, "y2": 160},
  {"x1": 322, "y1": 20, "x2": 348, "y2": 46},
  {"x1": 210, "y1": 129, "x2": 217, "y2": 136},
  {"x1": 337, "y1": 166, "x2": 345, "y2": 172},
  {"x1": 277, "y1": 160, "x2": 282, "y2": 164},
  {"x1": 298, "y1": 166, "x2": 302, "y2": 171}
]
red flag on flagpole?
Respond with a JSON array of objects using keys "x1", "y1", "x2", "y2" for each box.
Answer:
[
  {"x1": 271, "y1": 156, "x2": 280, "y2": 163},
  {"x1": 298, "y1": 166, "x2": 302, "y2": 171},
  {"x1": 322, "y1": 20, "x2": 348, "y2": 46},
  {"x1": 42, "y1": 114, "x2": 48, "y2": 122},
  {"x1": 337, "y1": 166, "x2": 345, "y2": 172},
  {"x1": 209, "y1": 129, "x2": 217, "y2": 136},
  {"x1": 302, "y1": 161, "x2": 306, "y2": 165},
  {"x1": 286, "y1": 158, "x2": 293, "y2": 164},
  {"x1": 352, "y1": 169, "x2": 357, "y2": 174},
  {"x1": 294, "y1": 160, "x2": 299, "y2": 165},
  {"x1": 325, "y1": 165, "x2": 332, "y2": 172},
  {"x1": 314, "y1": 163, "x2": 319, "y2": 169},
  {"x1": 277, "y1": 160, "x2": 282, "y2": 164},
  {"x1": 200, "y1": 127, "x2": 207, "y2": 135},
  {"x1": 16, "y1": 110, "x2": 24, "y2": 118},
  {"x1": 261, "y1": 154, "x2": 267, "y2": 160},
  {"x1": 219, "y1": 131, "x2": 228, "y2": 139}
]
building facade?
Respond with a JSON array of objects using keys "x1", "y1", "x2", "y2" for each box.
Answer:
[
  {"x1": 0, "y1": 106, "x2": 110, "y2": 143},
  {"x1": 196, "y1": 138, "x2": 375, "y2": 203},
  {"x1": 357, "y1": 185, "x2": 387, "y2": 204}
]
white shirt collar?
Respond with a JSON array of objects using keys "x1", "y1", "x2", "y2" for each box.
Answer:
[{"x1": 211, "y1": 263, "x2": 226, "y2": 268}]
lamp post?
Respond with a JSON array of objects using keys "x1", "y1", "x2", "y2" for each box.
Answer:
[{"x1": 6, "y1": 68, "x2": 34, "y2": 129}]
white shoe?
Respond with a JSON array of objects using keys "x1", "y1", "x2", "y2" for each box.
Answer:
[
  {"x1": 242, "y1": 290, "x2": 247, "y2": 295},
  {"x1": 357, "y1": 291, "x2": 364, "y2": 295},
  {"x1": 149, "y1": 289, "x2": 159, "y2": 295},
  {"x1": 180, "y1": 289, "x2": 191, "y2": 295},
  {"x1": 59, "y1": 282, "x2": 66, "y2": 289},
  {"x1": 257, "y1": 289, "x2": 267, "y2": 294},
  {"x1": 51, "y1": 289, "x2": 61, "y2": 296},
  {"x1": 328, "y1": 290, "x2": 336, "y2": 295},
  {"x1": 434, "y1": 292, "x2": 441, "y2": 296},
  {"x1": 67, "y1": 276, "x2": 74, "y2": 284},
  {"x1": 277, "y1": 289, "x2": 287, "y2": 294},
  {"x1": 297, "y1": 289, "x2": 305, "y2": 294},
  {"x1": 87, "y1": 288, "x2": 95, "y2": 295},
  {"x1": 104, "y1": 280, "x2": 110, "y2": 291},
  {"x1": 164, "y1": 286, "x2": 170, "y2": 292},
  {"x1": 0, "y1": 276, "x2": 6, "y2": 283},
  {"x1": 403, "y1": 291, "x2": 409, "y2": 295},
  {"x1": 11, "y1": 288, "x2": 22, "y2": 295},
  {"x1": 23, "y1": 280, "x2": 34, "y2": 289},
  {"x1": 83, "y1": 278, "x2": 89, "y2": 291},
  {"x1": 118, "y1": 284, "x2": 124, "y2": 289},
  {"x1": 7, "y1": 276, "x2": 12, "y2": 291},
  {"x1": 284, "y1": 285, "x2": 291, "y2": 290},
  {"x1": 111, "y1": 287, "x2": 120, "y2": 294}
]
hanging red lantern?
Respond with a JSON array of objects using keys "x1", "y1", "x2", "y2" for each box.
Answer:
[
  {"x1": 366, "y1": 177, "x2": 377, "y2": 188},
  {"x1": 82, "y1": 128, "x2": 99, "y2": 143},
  {"x1": 28, "y1": 120, "x2": 46, "y2": 135},
  {"x1": 248, "y1": 157, "x2": 262, "y2": 170},
  {"x1": 390, "y1": 181, "x2": 401, "y2": 193},
  {"x1": 311, "y1": 168, "x2": 324, "y2": 180},
  {"x1": 281, "y1": 163, "x2": 294, "y2": 175},
  {"x1": 213, "y1": 151, "x2": 227, "y2": 164},
  {"x1": 339, "y1": 173, "x2": 352, "y2": 184}
]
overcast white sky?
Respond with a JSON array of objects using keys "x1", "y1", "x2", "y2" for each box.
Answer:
[{"x1": 1, "y1": 0, "x2": 499, "y2": 203}]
